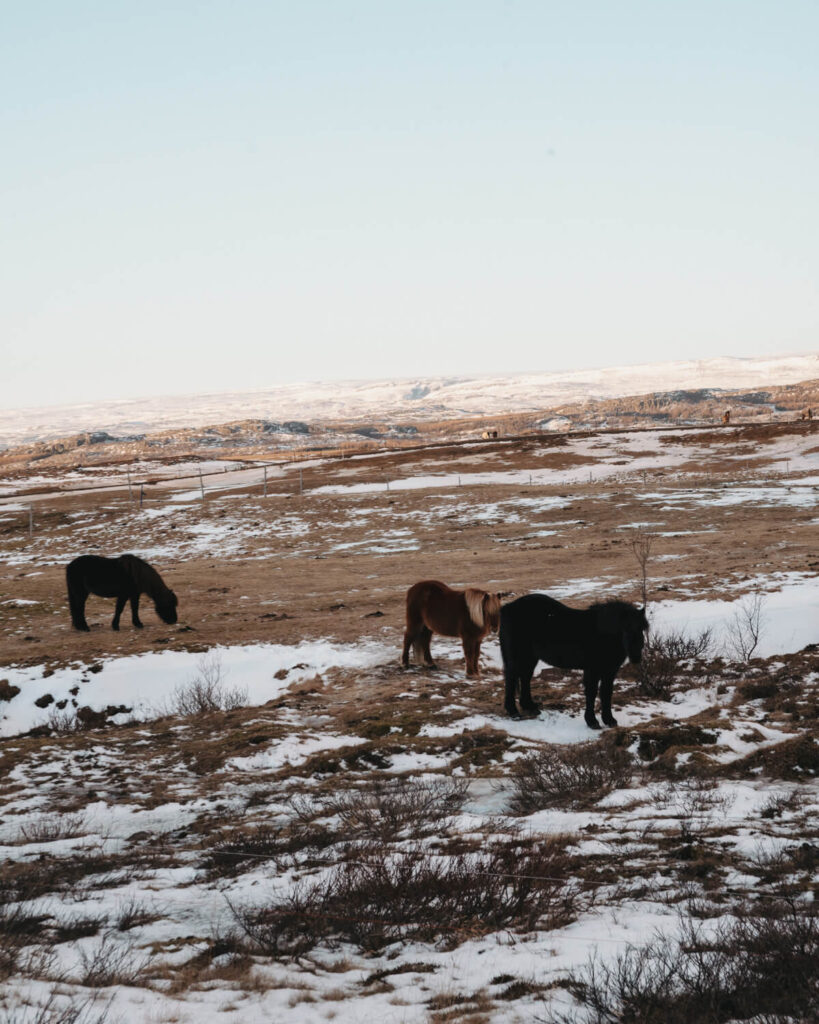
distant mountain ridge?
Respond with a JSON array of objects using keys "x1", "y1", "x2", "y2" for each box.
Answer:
[{"x1": 1, "y1": 352, "x2": 817, "y2": 447}]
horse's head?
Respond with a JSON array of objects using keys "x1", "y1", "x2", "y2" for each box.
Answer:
[
  {"x1": 624, "y1": 606, "x2": 649, "y2": 664},
  {"x1": 483, "y1": 592, "x2": 502, "y2": 633},
  {"x1": 155, "y1": 589, "x2": 179, "y2": 625}
]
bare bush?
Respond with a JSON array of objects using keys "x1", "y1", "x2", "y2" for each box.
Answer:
[
  {"x1": 207, "y1": 777, "x2": 469, "y2": 879},
  {"x1": 170, "y1": 652, "x2": 247, "y2": 715},
  {"x1": 724, "y1": 592, "x2": 766, "y2": 661},
  {"x1": 556, "y1": 903, "x2": 819, "y2": 1023},
  {"x1": 508, "y1": 742, "x2": 632, "y2": 814},
  {"x1": 0, "y1": 904, "x2": 45, "y2": 980},
  {"x1": 206, "y1": 817, "x2": 340, "y2": 878},
  {"x1": 231, "y1": 839, "x2": 581, "y2": 956},
  {"x1": 321, "y1": 776, "x2": 469, "y2": 842},
  {"x1": 630, "y1": 530, "x2": 654, "y2": 607},
  {"x1": 668, "y1": 777, "x2": 733, "y2": 844},
  {"x1": 76, "y1": 932, "x2": 146, "y2": 987},
  {"x1": 44, "y1": 709, "x2": 81, "y2": 734},
  {"x1": 0, "y1": 993, "x2": 113, "y2": 1024},
  {"x1": 638, "y1": 627, "x2": 713, "y2": 697},
  {"x1": 20, "y1": 814, "x2": 87, "y2": 845},
  {"x1": 114, "y1": 897, "x2": 157, "y2": 932}
]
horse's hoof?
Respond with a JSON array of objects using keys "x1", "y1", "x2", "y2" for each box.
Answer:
[
  {"x1": 602, "y1": 717, "x2": 618, "y2": 728},
  {"x1": 585, "y1": 717, "x2": 601, "y2": 730},
  {"x1": 505, "y1": 707, "x2": 521, "y2": 720},
  {"x1": 520, "y1": 702, "x2": 541, "y2": 714}
]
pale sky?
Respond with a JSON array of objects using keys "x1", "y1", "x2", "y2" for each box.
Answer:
[{"x1": 2, "y1": 1, "x2": 818, "y2": 410}]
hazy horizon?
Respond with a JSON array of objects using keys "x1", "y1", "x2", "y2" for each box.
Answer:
[{"x1": 3, "y1": 346, "x2": 816, "y2": 417}]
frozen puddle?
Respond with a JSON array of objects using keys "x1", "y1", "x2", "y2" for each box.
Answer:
[{"x1": 0, "y1": 640, "x2": 392, "y2": 738}]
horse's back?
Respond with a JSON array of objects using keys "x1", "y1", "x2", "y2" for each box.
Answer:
[
  {"x1": 406, "y1": 579, "x2": 463, "y2": 636},
  {"x1": 66, "y1": 555, "x2": 129, "y2": 598},
  {"x1": 500, "y1": 592, "x2": 592, "y2": 668},
  {"x1": 501, "y1": 592, "x2": 570, "y2": 630},
  {"x1": 406, "y1": 579, "x2": 451, "y2": 603}
]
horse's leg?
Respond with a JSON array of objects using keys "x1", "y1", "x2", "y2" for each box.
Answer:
[
  {"x1": 600, "y1": 672, "x2": 618, "y2": 727},
  {"x1": 420, "y1": 626, "x2": 436, "y2": 668},
  {"x1": 500, "y1": 629, "x2": 520, "y2": 717},
  {"x1": 111, "y1": 595, "x2": 127, "y2": 631},
  {"x1": 463, "y1": 637, "x2": 480, "y2": 678},
  {"x1": 130, "y1": 593, "x2": 143, "y2": 628},
  {"x1": 69, "y1": 587, "x2": 90, "y2": 632},
  {"x1": 583, "y1": 669, "x2": 601, "y2": 729},
  {"x1": 401, "y1": 628, "x2": 413, "y2": 667},
  {"x1": 518, "y1": 658, "x2": 541, "y2": 715}
]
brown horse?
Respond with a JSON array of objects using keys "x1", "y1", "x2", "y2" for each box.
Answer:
[{"x1": 401, "y1": 580, "x2": 502, "y2": 677}]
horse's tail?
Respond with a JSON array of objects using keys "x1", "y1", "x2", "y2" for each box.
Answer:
[
  {"x1": 499, "y1": 606, "x2": 522, "y2": 707},
  {"x1": 66, "y1": 559, "x2": 88, "y2": 630}
]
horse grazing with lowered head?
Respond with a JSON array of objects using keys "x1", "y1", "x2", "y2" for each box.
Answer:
[
  {"x1": 402, "y1": 580, "x2": 501, "y2": 678},
  {"x1": 499, "y1": 593, "x2": 648, "y2": 727},
  {"x1": 66, "y1": 554, "x2": 178, "y2": 632}
]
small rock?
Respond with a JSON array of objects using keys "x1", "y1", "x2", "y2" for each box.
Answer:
[
  {"x1": 0, "y1": 680, "x2": 21, "y2": 702},
  {"x1": 34, "y1": 693, "x2": 54, "y2": 709}
]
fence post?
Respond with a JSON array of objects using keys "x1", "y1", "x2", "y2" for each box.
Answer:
[
  {"x1": 139, "y1": 484, "x2": 145, "y2": 508},
  {"x1": 29, "y1": 504, "x2": 33, "y2": 537},
  {"x1": 127, "y1": 468, "x2": 133, "y2": 503},
  {"x1": 263, "y1": 466, "x2": 268, "y2": 497},
  {"x1": 299, "y1": 469, "x2": 303, "y2": 495},
  {"x1": 199, "y1": 467, "x2": 205, "y2": 501}
]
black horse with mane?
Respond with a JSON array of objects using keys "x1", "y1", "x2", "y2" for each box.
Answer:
[
  {"x1": 499, "y1": 593, "x2": 648, "y2": 727},
  {"x1": 66, "y1": 554, "x2": 178, "y2": 632}
]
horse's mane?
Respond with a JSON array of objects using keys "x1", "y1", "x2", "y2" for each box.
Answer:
[
  {"x1": 120, "y1": 554, "x2": 172, "y2": 600},
  {"x1": 464, "y1": 588, "x2": 487, "y2": 628},
  {"x1": 464, "y1": 588, "x2": 501, "y2": 629},
  {"x1": 484, "y1": 591, "x2": 502, "y2": 626},
  {"x1": 591, "y1": 599, "x2": 646, "y2": 632}
]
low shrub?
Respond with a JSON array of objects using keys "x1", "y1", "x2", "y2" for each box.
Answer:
[
  {"x1": 509, "y1": 742, "x2": 632, "y2": 814},
  {"x1": 638, "y1": 628, "x2": 713, "y2": 697},
  {"x1": 232, "y1": 839, "x2": 580, "y2": 956},
  {"x1": 556, "y1": 903, "x2": 819, "y2": 1023}
]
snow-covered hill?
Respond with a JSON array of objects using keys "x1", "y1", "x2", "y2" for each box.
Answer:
[{"x1": 2, "y1": 351, "x2": 817, "y2": 446}]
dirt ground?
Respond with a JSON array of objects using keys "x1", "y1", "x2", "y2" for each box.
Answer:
[{"x1": 1, "y1": 420, "x2": 816, "y2": 671}]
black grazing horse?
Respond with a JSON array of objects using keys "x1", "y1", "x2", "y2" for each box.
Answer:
[
  {"x1": 499, "y1": 593, "x2": 648, "y2": 727},
  {"x1": 66, "y1": 554, "x2": 178, "y2": 632}
]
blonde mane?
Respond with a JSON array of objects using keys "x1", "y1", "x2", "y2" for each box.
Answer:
[
  {"x1": 483, "y1": 592, "x2": 502, "y2": 631},
  {"x1": 465, "y1": 588, "x2": 501, "y2": 631},
  {"x1": 464, "y1": 589, "x2": 486, "y2": 628}
]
